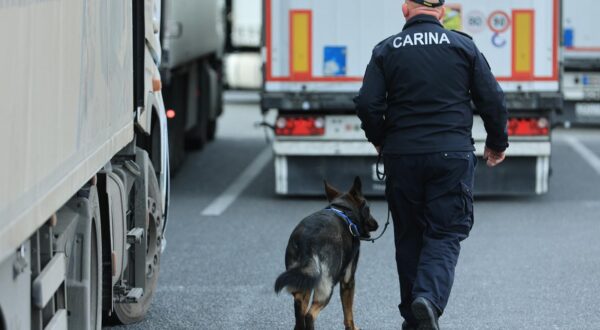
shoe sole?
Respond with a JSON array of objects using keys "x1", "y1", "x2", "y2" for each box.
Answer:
[{"x1": 412, "y1": 300, "x2": 439, "y2": 330}]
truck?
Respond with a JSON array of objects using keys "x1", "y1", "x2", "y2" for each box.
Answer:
[
  {"x1": 262, "y1": 0, "x2": 561, "y2": 196},
  {"x1": 224, "y1": 0, "x2": 263, "y2": 90},
  {"x1": 558, "y1": 0, "x2": 600, "y2": 125},
  {"x1": 0, "y1": 0, "x2": 169, "y2": 328},
  {"x1": 160, "y1": 0, "x2": 226, "y2": 172}
]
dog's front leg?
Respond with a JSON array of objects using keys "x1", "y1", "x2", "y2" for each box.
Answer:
[{"x1": 340, "y1": 278, "x2": 359, "y2": 330}]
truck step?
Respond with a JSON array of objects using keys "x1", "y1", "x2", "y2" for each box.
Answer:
[
  {"x1": 123, "y1": 287, "x2": 144, "y2": 303},
  {"x1": 126, "y1": 227, "x2": 144, "y2": 245}
]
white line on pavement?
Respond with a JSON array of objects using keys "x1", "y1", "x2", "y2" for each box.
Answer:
[
  {"x1": 563, "y1": 136, "x2": 600, "y2": 176},
  {"x1": 201, "y1": 147, "x2": 272, "y2": 216}
]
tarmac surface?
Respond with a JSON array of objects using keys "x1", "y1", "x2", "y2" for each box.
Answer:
[{"x1": 114, "y1": 92, "x2": 600, "y2": 329}]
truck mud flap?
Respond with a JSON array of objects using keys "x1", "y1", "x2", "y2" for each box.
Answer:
[{"x1": 474, "y1": 156, "x2": 549, "y2": 195}]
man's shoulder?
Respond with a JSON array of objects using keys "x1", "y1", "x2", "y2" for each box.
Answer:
[
  {"x1": 373, "y1": 35, "x2": 397, "y2": 51},
  {"x1": 448, "y1": 29, "x2": 477, "y2": 52},
  {"x1": 450, "y1": 29, "x2": 473, "y2": 40}
]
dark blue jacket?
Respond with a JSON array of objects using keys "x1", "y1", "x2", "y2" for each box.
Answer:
[{"x1": 355, "y1": 14, "x2": 509, "y2": 154}]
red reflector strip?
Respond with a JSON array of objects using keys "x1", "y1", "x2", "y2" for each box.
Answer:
[
  {"x1": 508, "y1": 118, "x2": 549, "y2": 136},
  {"x1": 275, "y1": 116, "x2": 325, "y2": 136}
]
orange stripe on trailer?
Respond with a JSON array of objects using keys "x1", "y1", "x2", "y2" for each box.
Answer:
[
  {"x1": 289, "y1": 10, "x2": 312, "y2": 78},
  {"x1": 512, "y1": 10, "x2": 535, "y2": 78}
]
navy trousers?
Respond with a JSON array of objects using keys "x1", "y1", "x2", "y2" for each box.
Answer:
[{"x1": 384, "y1": 151, "x2": 476, "y2": 325}]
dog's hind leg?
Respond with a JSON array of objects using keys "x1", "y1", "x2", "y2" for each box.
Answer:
[
  {"x1": 305, "y1": 276, "x2": 334, "y2": 330},
  {"x1": 341, "y1": 253, "x2": 360, "y2": 330},
  {"x1": 293, "y1": 291, "x2": 310, "y2": 330}
]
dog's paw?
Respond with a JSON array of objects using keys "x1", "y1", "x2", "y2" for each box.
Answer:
[{"x1": 345, "y1": 326, "x2": 360, "y2": 330}]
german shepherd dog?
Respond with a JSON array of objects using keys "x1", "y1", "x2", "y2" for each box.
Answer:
[{"x1": 274, "y1": 177, "x2": 379, "y2": 330}]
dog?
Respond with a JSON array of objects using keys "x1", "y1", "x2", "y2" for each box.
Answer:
[{"x1": 274, "y1": 177, "x2": 379, "y2": 330}]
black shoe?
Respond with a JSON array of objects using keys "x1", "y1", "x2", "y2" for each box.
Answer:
[
  {"x1": 402, "y1": 320, "x2": 417, "y2": 330},
  {"x1": 411, "y1": 297, "x2": 440, "y2": 330}
]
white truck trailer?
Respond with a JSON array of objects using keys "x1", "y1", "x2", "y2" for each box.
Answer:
[
  {"x1": 262, "y1": 0, "x2": 561, "y2": 196},
  {"x1": 559, "y1": 0, "x2": 600, "y2": 125},
  {"x1": 160, "y1": 0, "x2": 226, "y2": 172},
  {"x1": 0, "y1": 0, "x2": 169, "y2": 328},
  {"x1": 224, "y1": 0, "x2": 264, "y2": 89}
]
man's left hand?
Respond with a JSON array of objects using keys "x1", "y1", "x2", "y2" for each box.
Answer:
[{"x1": 483, "y1": 147, "x2": 506, "y2": 167}]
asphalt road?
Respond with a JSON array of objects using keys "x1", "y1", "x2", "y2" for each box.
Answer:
[{"x1": 114, "y1": 92, "x2": 600, "y2": 330}]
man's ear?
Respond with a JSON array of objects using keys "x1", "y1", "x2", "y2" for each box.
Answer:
[
  {"x1": 402, "y1": 2, "x2": 409, "y2": 17},
  {"x1": 438, "y1": 7, "x2": 446, "y2": 21},
  {"x1": 350, "y1": 176, "x2": 363, "y2": 197},
  {"x1": 324, "y1": 181, "x2": 342, "y2": 202}
]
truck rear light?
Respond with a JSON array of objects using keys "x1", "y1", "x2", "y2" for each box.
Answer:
[
  {"x1": 275, "y1": 116, "x2": 325, "y2": 136},
  {"x1": 508, "y1": 118, "x2": 549, "y2": 136}
]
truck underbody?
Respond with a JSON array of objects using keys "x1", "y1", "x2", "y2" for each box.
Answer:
[
  {"x1": 264, "y1": 92, "x2": 558, "y2": 196},
  {"x1": 558, "y1": 59, "x2": 600, "y2": 126}
]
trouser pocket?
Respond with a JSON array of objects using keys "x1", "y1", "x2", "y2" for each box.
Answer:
[{"x1": 460, "y1": 182, "x2": 474, "y2": 230}]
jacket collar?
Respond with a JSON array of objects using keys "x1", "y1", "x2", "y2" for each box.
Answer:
[{"x1": 403, "y1": 14, "x2": 443, "y2": 31}]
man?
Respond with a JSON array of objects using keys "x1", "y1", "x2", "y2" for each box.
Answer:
[{"x1": 355, "y1": 0, "x2": 508, "y2": 329}]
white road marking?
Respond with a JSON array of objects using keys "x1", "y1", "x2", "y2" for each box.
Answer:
[
  {"x1": 201, "y1": 147, "x2": 272, "y2": 216},
  {"x1": 563, "y1": 136, "x2": 600, "y2": 176}
]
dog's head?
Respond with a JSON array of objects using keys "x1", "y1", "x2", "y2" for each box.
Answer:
[{"x1": 324, "y1": 177, "x2": 379, "y2": 238}]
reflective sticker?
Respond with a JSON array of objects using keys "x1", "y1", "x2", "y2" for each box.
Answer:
[
  {"x1": 323, "y1": 46, "x2": 347, "y2": 77},
  {"x1": 290, "y1": 10, "x2": 312, "y2": 77},
  {"x1": 512, "y1": 10, "x2": 534, "y2": 77}
]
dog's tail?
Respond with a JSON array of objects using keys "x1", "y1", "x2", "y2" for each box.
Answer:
[{"x1": 274, "y1": 257, "x2": 320, "y2": 294}]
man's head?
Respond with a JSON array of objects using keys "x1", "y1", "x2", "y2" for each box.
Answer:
[{"x1": 402, "y1": 0, "x2": 446, "y2": 20}]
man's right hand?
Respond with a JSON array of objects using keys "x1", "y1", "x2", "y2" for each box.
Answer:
[{"x1": 483, "y1": 147, "x2": 506, "y2": 167}]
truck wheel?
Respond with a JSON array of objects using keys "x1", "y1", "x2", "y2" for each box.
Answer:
[
  {"x1": 207, "y1": 119, "x2": 217, "y2": 141},
  {"x1": 113, "y1": 161, "x2": 163, "y2": 324},
  {"x1": 66, "y1": 186, "x2": 103, "y2": 330},
  {"x1": 90, "y1": 217, "x2": 102, "y2": 329},
  {"x1": 185, "y1": 61, "x2": 210, "y2": 150},
  {"x1": 184, "y1": 105, "x2": 208, "y2": 150}
]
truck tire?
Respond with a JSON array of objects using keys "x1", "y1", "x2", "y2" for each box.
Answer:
[
  {"x1": 185, "y1": 61, "x2": 210, "y2": 150},
  {"x1": 113, "y1": 160, "x2": 163, "y2": 324},
  {"x1": 208, "y1": 57, "x2": 224, "y2": 142},
  {"x1": 207, "y1": 119, "x2": 217, "y2": 141},
  {"x1": 184, "y1": 102, "x2": 208, "y2": 150},
  {"x1": 66, "y1": 186, "x2": 103, "y2": 330},
  {"x1": 90, "y1": 216, "x2": 102, "y2": 329}
]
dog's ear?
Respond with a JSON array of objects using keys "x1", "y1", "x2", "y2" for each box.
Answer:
[
  {"x1": 324, "y1": 180, "x2": 342, "y2": 202},
  {"x1": 349, "y1": 176, "x2": 363, "y2": 197}
]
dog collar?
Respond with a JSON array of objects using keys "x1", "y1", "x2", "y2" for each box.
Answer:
[{"x1": 326, "y1": 207, "x2": 361, "y2": 238}]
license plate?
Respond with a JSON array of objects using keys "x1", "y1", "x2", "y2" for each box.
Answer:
[{"x1": 576, "y1": 103, "x2": 600, "y2": 117}]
